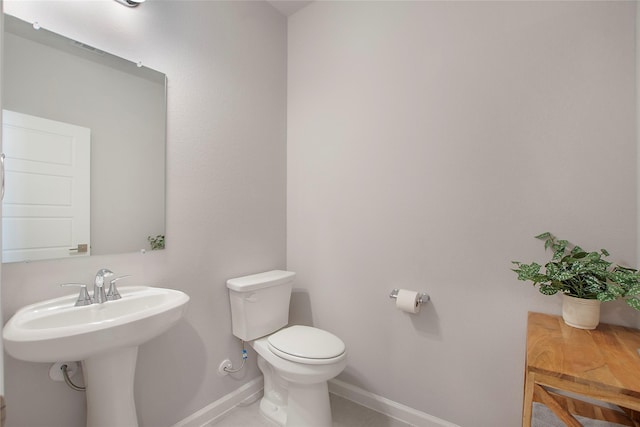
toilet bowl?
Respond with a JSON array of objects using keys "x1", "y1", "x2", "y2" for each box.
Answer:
[
  {"x1": 226, "y1": 271, "x2": 347, "y2": 427},
  {"x1": 251, "y1": 325, "x2": 346, "y2": 426},
  {"x1": 255, "y1": 325, "x2": 347, "y2": 382}
]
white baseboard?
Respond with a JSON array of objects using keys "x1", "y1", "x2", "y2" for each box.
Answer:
[
  {"x1": 172, "y1": 376, "x2": 457, "y2": 427},
  {"x1": 328, "y1": 379, "x2": 459, "y2": 427},
  {"x1": 171, "y1": 376, "x2": 264, "y2": 427}
]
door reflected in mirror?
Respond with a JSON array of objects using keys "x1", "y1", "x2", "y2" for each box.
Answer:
[{"x1": 2, "y1": 14, "x2": 167, "y2": 263}]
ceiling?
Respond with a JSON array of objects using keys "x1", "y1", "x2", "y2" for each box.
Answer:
[{"x1": 265, "y1": 0, "x2": 314, "y2": 16}]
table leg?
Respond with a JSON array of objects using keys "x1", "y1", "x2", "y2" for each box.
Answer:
[{"x1": 523, "y1": 369, "x2": 535, "y2": 427}]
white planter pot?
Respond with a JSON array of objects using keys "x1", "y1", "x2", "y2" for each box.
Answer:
[{"x1": 561, "y1": 294, "x2": 601, "y2": 330}]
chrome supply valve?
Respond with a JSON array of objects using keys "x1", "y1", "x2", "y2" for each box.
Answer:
[
  {"x1": 93, "y1": 269, "x2": 114, "y2": 304},
  {"x1": 60, "y1": 283, "x2": 92, "y2": 306},
  {"x1": 106, "y1": 275, "x2": 131, "y2": 301}
]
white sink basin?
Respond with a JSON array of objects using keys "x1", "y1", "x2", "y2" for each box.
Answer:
[
  {"x1": 3, "y1": 285, "x2": 189, "y2": 427},
  {"x1": 3, "y1": 285, "x2": 189, "y2": 363}
]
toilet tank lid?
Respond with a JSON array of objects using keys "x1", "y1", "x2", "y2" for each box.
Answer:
[{"x1": 226, "y1": 270, "x2": 296, "y2": 292}]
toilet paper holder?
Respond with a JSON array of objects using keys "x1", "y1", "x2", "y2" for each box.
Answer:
[{"x1": 389, "y1": 289, "x2": 430, "y2": 305}]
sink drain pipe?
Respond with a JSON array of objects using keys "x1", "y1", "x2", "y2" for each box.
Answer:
[{"x1": 61, "y1": 364, "x2": 85, "y2": 392}]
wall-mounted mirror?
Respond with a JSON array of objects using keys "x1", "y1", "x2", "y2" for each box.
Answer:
[{"x1": 2, "y1": 14, "x2": 167, "y2": 263}]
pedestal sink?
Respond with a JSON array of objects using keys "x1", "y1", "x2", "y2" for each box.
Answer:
[{"x1": 3, "y1": 286, "x2": 189, "y2": 427}]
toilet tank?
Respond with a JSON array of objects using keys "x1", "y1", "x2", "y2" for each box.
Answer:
[{"x1": 226, "y1": 270, "x2": 295, "y2": 341}]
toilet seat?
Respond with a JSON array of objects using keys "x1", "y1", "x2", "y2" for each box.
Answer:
[{"x1": 267, "y1": 325, "x2": 346, "y2": 365}]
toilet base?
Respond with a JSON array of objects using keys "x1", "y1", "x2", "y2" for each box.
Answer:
[
  {"x1": 257, "y1": 354, "x2": 288, "y2": 426},
  {"x1": 256, "y1": 355, "x2": 333, "y2": 427},
  {"x1": 259, "y1": 382, "x2": 332, "y2": 427},
  {"x1": 285, "y1": 381, "x2": 332, "y2": 427},
  {"x1": 259, "y1": 393, "x2": 287, "y2": 426}
]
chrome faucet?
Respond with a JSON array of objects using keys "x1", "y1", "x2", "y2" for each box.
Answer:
[{"x1": 93, "y1": 269, "x2": 114, "y2": 304}]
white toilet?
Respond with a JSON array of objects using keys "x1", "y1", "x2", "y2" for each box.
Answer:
[{"x1": 227, "y1": 270, "x2": 347, "y2": 427}]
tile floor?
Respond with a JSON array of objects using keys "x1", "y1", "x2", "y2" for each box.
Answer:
[
  {"x1": 209, "y1": 393, "x2": 414, "y2": 427},
  {"x1": 532, "y1": 403, "x2": 627, "y2": 427}
]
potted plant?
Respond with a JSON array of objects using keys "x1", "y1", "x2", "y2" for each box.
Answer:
[
  {"x1": 512, "y1": 232, "x2": 640, "y2": 329},
  {"x1": 147, "y1": 234, "x2": 165, "y2": 250}
]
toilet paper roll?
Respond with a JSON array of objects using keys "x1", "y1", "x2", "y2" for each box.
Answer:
[{"x1": 395, "y1": 289, "x2": 421, "y2": 314}]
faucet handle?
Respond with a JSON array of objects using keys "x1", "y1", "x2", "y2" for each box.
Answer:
[
  {"x1": 61, "y1": 283, "x2": 92, "y2": 306},
  {"x1": 106, "y1": 275, "x2": 131, "y2": 301}
]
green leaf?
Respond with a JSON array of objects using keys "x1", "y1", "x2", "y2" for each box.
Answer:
[
  {"x1": 626, "y1": 297, "x2": 640, "y2": 311},
  {"x1": 514, "y1": 263, "x2": 542, "y2": 281},
  {"x1": 585, "y1": 274, "x2": 605, "y2": 285},
  {"x1": 585, "y1": 252, "x2": 602, "y2": 261},
  {"x1": 552, "y1": 271, "x2": 575, "y2": 281},
  {"x1": 552, "y1": 241, "x2": 568, "y2": 260},
  {"x1": 571, "y1": 251, "x2": 587, "y2": 259},
  {"x1": 597, "y1": 292, "x2": 616, "y2": 302},
  {"x1": 626, "y1": 283, "x2": 640, "y2": 296},
  {"x1": 539, "y1": 284, "x2": 559, "y2": 295},
  {"x1": 605, "y1": 283, "x2": 625, "y2": 297}
]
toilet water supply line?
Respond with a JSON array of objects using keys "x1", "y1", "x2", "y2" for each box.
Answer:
[{"x1": 224, "y1": 340, "x2": 248, "y2": 373}]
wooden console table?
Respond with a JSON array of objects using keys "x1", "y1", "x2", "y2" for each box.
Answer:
[{"x1": 523, "y1": 312, "x2": 640, "y2": 426}]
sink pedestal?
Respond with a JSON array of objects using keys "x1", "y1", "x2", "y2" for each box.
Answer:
[{"x1": 83, "y1": 346, "x2": 139, "y2": 427}]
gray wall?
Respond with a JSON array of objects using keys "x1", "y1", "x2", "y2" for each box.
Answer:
[
  {"x1": 1, "y1": 1, "x2": 286, "y2": 426},
  {"x1": 0, "y1": 0, "x2": 5, "y2": 399},
  {"x1": 287, "y1": 2, "x2": 637, "y2": 426}
]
